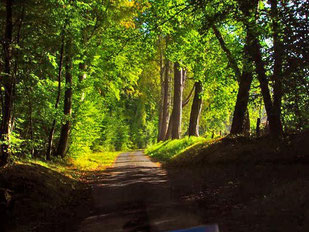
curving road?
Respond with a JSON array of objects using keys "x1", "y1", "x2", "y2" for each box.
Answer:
[{"x1": 77, "y1": 151, "x2": 203, "y2": 232}]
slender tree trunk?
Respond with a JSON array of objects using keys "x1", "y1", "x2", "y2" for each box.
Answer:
[
  {"x1": 213, "y1": 25, "x2": 253, "y2": 135},
  {"x1": 0, "y1": 0, "x2": 13, "y2": 166},
  {"x1": 238, "y1": 0, "x2": 283, "y2": 138},
  {"x1": 243, "y1": 110, "x2": 250, "y2": 136},
  {"x1": 46, "y1": 32, "x2": 65, "y2": 160},
  {"x1": 157, "y1": 45, "x2": 164, "y2": 141},
  {"x1": 256, "y1": 118, "x2": 261, "y2": 136},
  {"x1": 165, "y1": 108, "x2": 173, "y2": 140},
  {"x1": 247, "y1": 31, "x2": 282, "y2": 137},
  {"x1": 270, "y1": 0, "x2": 283, "y2": 137},
  {"x1": 182, "y1": 85, "x2": 195, "y2": 108},
  {"x1": 212, "y1": 25, "x2": 241, "y2": 81},
  {"x1": 171, "y1": 62, "x2": 183, "y2": 139},
  {"x1": 55, "y1": 38, "x2": 73, "y2": 158},
  {"x1": 188, "y1": 81, "x2": 203, "y2": 136}
]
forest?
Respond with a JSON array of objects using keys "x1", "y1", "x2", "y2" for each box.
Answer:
[
  {"x1": 0, "y1": 0, "x2": 308, "y2": 164},
  {"x1": 0, "y1": 0, "x2": 308, "y2": 231}
]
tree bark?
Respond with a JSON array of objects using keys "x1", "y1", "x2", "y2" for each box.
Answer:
[
  {"x1": 0, "y1": 0, "x2": 14, "y2": 166},
  {"x1": 247, "y1": 30, "x2": 282, "y2": 137},
  {"x1": 256, "y1": 118, "x2": 261, "y2": 137},
  {"x1": 46, "y1": 32, "x2": 65, "y2": 160},
  {"x1": 270, "y1": 0, "x2": 283, "y2": 137},
  {"x1": 157, "y1": 44, "x2": 165, "y2": 142},
  {"x1": 158, "y1": 59, "x2": 171, "y2": 141},
  {"x1": 171, "y1": 62, "x2": 183, "y2": 139},
  {"x1": 230, "y1": 70, "x2": 253, "y2": 134},
  {"x1": 238, "y1": 0, "x2": 283, "y2": 138},
  {"x1": 188, "y1": 81, "x2": 203, "y2": 137},
  {"x1": 55, "y1": 38, "x2": 73, "y2": 158}
]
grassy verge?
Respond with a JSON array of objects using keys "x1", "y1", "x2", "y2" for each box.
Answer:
[
  {"x1": 150, "y1": 132, "x2": 309, "y2": 232},
  {"x1": 70, "y1": 151, "x2": 120, "y2": 171},
  {"x1": 0, "y1": 151, "x2": 121, "y2": 232},
  {"x1": 145, "y1": 136, "x2": 207, "y2": 162}
]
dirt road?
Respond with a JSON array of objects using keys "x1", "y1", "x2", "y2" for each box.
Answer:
[{"x1": 77, "y1": 151, "x2": 203, "y2": 232}]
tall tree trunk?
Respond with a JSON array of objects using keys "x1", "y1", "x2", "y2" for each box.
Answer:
[
  {"x1": 247, "y1": 30, "x2": 282, "y2": 137},
  {"x1": 0, "y1": 0, "x2": 13, "y2": 166},
  {"x1": 238, "y1": 0, "x2": 283, "y2": 138},
  {"x1": 188, "y1": 81, "x2": 203, "y2": 137},
  {"x1": 270, "y1": 0, "x2": 283, "y2": 137},
  {"x1": 171, "y1": 62, "x2": 183, "y2": 139},
  {"x1": 213, "y1": 25, "x2": 253, "y2": 135},
  {"x1": 158, "y1": 59, "x2": 171, "y2": 141},
  {"x1": 55, "y1": 38, "x2": 73, "y2": 158},
  {"x1": 230, "y1": 71, "x2": 253, "y2": 134},
  {"x1": 157, "y1": 45, "x2": 164, "y2": 142},
  {"x1": 46, "y1": 32, "x2": 65, "y2": 160}
]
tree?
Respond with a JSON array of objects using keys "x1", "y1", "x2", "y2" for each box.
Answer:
[
  {"x1": 55, "y1": 38, "x2": 73, "y2": 157},
  {"x1": 188, "y1": 81, "x2": 203, "y2": 136},
  {"x1": 0, "y1": 0, "x2": 14, "y2": 166}
]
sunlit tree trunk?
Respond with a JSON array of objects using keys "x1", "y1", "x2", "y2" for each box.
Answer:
[
  {"x1": 188, "y1": 81, "x2": 203, "y2": 137},
  {"x1": 0, "y1": 0, "x2": 14, "y2": 166},
  {"x1": 171, "y1": 62, "x2": 183, "y2": 139},
  {"x1": 56, "y1": 38, "x2": 73, "y2": 157},
  {"x1": 157, "y1": 43, "x2": 164, "y2": 141},
  {"x1": 159, "y1": 59, "x2": 171, "y2": 141}
]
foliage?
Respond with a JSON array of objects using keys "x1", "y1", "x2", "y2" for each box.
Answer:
[{"x1": 0, "y1": 0, "x2": 308, "y2": 164}]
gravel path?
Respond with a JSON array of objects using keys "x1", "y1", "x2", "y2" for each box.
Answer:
[{"x1": 77, "y1": 151, "x2": 203, "y2": 232}]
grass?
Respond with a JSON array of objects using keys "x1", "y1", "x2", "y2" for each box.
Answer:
[
  {"x1": 145, "y1": 136, "x2": 208, "y2": 162},
  {"x1": 152, "y1": 131, "x2": 309, "y2": 232},
  {"x1": 69, "y1": 151, "x2": 120, "y2": 171},
  {"x1": 0, "y1": 151, "x2": 121, "y2": 231}
]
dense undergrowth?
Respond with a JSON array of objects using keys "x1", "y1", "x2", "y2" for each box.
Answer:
[{"x1": 0, "y1": 151, "x2": 120, "y2": 232}]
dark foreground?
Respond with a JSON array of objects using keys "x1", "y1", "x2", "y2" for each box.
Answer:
[{"x1": 2, "y1": 133, "x2": 308, "y2": 232}]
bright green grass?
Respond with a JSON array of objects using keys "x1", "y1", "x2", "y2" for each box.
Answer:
[
  {"x1": 145, "y1": 136, "x2": 207, "y2": 162},
  {"x1": 70, "y1": 151, "x2": 120, "y2": 171},
  {"x1": 16, "y1": 151, "x2": 121, "y2": 180}
]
